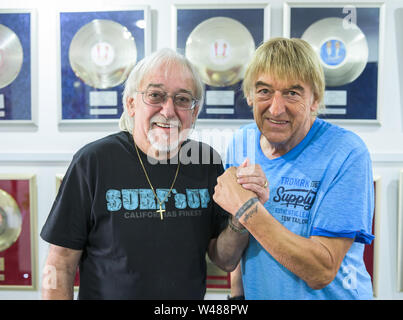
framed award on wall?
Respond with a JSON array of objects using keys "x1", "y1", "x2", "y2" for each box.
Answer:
[
  {"x1": 172, "y1": 4, "x2": 270, "y2": 121},
  {"x1": 284, "y1": 2, "x2": 384, "y2": 123},
  {"x1": 0, "y1": 9, "x2": 37, "y2": 124},
  {"x1": 58, "y1": 7, "x2": 151, "y2": 123},
  {"x1": 0, "y1": 174, "x2": 37, "y2": 290}
]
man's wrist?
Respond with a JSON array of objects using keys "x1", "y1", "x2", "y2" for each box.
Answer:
[
  {"x1": 235, "y1": 197, "x2": 259, "y2": 220},
  {"x1": 228, "y1": 218, "x2": 248, "y2": 234}
]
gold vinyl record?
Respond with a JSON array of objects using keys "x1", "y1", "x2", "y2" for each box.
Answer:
[
  {"x1": 301, "y1": 17, "x2": 368, "y2": 87},
  {"x1": 0, "y1": 24, "x2": 23, "y2": 89},
  {"x1": 185, "y1": 17, "x2": 255, "y2": 87},
  {"x1": 0, "y1": 189, "x2": 22, "y2": 252},
  {"x1": 68, "y1": 19, "x2": 137, "y2": 89}
]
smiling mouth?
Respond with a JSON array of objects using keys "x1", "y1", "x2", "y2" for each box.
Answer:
[
  {"x1": 153, "y1": 122, "x2": 178, "y2": 129},
  {"x1": 267, "y1": 118, "x2": 289, "y2": 125}
]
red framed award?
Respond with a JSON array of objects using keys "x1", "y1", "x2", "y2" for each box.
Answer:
[
  {"x1": 206, "y1": 254, "x2": 230, "y2": 293},
  {"x1": 0, "y1": 174, "x2": 37, "y2": 289}
]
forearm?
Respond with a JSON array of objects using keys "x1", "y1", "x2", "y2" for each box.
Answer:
[
  {"x1": 41, "y1": 245, "x2": 81, "y2": 300},
  {"x1": 238, "y1": 201, "x2": 338, "y2": 289},
  {"x1": 208, "y1": 218, "x2": 249, "y2": 272},
  {"x1": 42, "y1": 262, "x2": 76, "y2": 299}
]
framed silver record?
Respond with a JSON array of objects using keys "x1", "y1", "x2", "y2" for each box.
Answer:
[
  {"x1": 172, "y1": 4, "x2": 270, "y2": 122},
  {"x1": 57, "y1": 7, "x2": 151, "y2": 123},
  {"x1": 284, "y1": 2, "x2": 385, "y2": 124},
  {"x1": 0, "y1": 9, "x2": 37, "y2": 125}
]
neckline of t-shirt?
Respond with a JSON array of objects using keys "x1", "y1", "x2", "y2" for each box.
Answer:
[{"x1": 255, "y1": 118, "x2": 323, "y2": 164}]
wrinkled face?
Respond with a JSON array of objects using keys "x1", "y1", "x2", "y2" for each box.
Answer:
[
  {"x1": 126, "y1": 63, "x2": 199, "y2": 154},
  {"x1": 250, "y1": 73, "x2": 318, "y2": 153}
]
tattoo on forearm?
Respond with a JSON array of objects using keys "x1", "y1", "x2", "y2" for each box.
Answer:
[
  {"x1": 235, "y1": 197, "x2": 259, "y2": 220},
  {"x1": 242, "y1": 204, "x2": 258, "y2": 223}
]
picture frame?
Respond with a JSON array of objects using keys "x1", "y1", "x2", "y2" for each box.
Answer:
[
  {"x1": 57, "y1": 6, "x2": 151, "y2": 124},
  {"x1": 205, "y1": 254, "x2": 230, "y2": 293},
  {"x1": 398, "y1": 170, "x2": 403, "y2": 292},
  {"x1": 284, "y1": 2, "x2": 385, "y2": 124},
  {"x1": 172, "y1": 3, "x2": 270, "y2": 122},
  {"x1": 0, "y1": 174, "x2": 37, "y2": 290},
  {"x1": 0, "y1": 9, "x2": 37, "y2": 125},
  {"x1": 363, "y1": 175, "x2": 381, "y2": 297}
]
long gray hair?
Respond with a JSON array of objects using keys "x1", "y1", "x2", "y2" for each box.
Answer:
[{"x1": 119, "y1": 48, "x2": 205, "y2": 133}]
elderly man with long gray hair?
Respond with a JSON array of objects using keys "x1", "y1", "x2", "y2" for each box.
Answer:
[{"x1": 40, "y1": 48, "x2": 250, "y2": 300}]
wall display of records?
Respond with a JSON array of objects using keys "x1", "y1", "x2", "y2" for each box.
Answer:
[
  {"x1": 173, "y1": 4, "x2": 270, "y2": 121},
  {"x1": 0, "y1": 10, "x2": 35, "y2": 124},
  {"x1": 0, "y1": 175, "x2": 37, "y2": 290},
  {"x1": 59, "y1": 8, "x2": 150, "y2": 123},
  {"x1": 284, "y1": 2, "x2": 384, "y2": 123}
]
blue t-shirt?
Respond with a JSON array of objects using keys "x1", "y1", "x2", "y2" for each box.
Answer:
[{"x1": 225, "y1": 118, "x2": 374, "y2": 300}]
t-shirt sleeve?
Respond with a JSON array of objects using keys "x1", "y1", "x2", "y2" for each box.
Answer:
[
  {"x1": 310, "y1": 147, "x2": 375, "y2": 244},
  {"x1": 40, "y1": 153, "x2": 93, "y2": 250}
]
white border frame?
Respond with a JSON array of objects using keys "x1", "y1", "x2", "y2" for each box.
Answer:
[
  {"x1": 56, "y1": 5, "x2": 151, "y2": 125},
  {"x1": 0, "y1": 9, "x2": 38, "y2": 126},
  {"x1": 398, "y1": 170, "x2": 403, "y2": 292},
  {"x1": 372, "y1": 174, "x2": 381, "y2": 297},
  {"x1": 283, "y1": 1, "x2": 385, "y2": 125},
  {"x1": 0, "y1": 174, "x2": 37, "y2": 290},
  {"x1": 171, "y1": 2, "x2": 270, "y2": 124}
]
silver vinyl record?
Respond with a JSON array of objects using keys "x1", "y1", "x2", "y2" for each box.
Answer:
[
  {"x1": 185, "y1": 17, "x2": 255, "y2": 87},
  {"x1": 0, "y1": 189, "x2": 22, "y2": 252},
  {"x1": 301, "y1": 17, "x2": 368, "y2": 87},
  {"x1": 69, "y1": 19, "x2": 137, "y2": 89},
  {"x1": 0, "y1": 24, "x2": 23, "y2": 89}
]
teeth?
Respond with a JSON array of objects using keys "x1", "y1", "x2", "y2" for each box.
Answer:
[
  {"x1": 156, "y1": 122, "x2": 175, "y2": 128},
  {"x1": 270, "y1": 119, "x2": 287, "y2": 124}
]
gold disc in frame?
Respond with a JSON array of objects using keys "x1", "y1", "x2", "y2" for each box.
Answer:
[
  {"x1": 0, "y1": 189, "x2": 22, "y2": 252},
  {"x1": 185, "y1": 17, "x2": 255, "y2": 87},
  {"x1": 68, "y1": 19, "x2": 137, "y2": 89}
]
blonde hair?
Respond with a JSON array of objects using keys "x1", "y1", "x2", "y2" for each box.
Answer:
[
  {"x1": 243, "y1": 37, "x2": 325, "y2": 112},
  {"x1": 119, "y1": 48, "x2": 204, "y2": 133}
]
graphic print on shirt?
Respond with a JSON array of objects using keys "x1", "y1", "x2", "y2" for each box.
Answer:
[
  {"x1": 272, "y1": 176, "x2": 320, "y2": 225},
  {"x1": 105, "y1": 188, "x2": 210, "y2": 219}
]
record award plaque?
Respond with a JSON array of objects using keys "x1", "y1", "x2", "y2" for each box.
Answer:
[
  {"x1": 59, "y1": 8, "x2": 150, "y2": 122},
  {"x1": 0, "y1": 11, "x2": 34, "y2": 124},
  {"x1": 173, "y1": 4, "x2": 269, "y2": 121},
  {"x1": 206, "y1": 254, "x2": 230, "y2": 293},
  {"x1": 284, "y1": 3, "x2": 383, "y2": 122},
  {"x1": 0, "y1": 175, "x2": 36, "y2": 289}
]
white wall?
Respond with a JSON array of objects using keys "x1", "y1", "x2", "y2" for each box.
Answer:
[{"x1": 0, "y1": 0, "x2": 402, "y2": 300}]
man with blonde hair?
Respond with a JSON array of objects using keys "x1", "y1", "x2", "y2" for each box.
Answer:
[
  {"x1": 214, "y1": 38, "x2": 375, "y2": 299},
  {"x1": 41, "y1": 48, "x2": 248, "y2": 299}
]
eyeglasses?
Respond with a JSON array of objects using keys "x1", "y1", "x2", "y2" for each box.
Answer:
[{"x1": 136, "y1": 88, "x2": 198, "y2": 111}]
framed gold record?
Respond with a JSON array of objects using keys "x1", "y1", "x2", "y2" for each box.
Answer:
[
  {"x1": 284, "y1": 2, "x2": 384, "y2": 124},
  {"x1": 0, "y1": 174, "x2": 37, "y2": 290},
  {"x1": 172, "y1": 3, "x2": 270, "y2": 121},
  {"x1": 58, "y1": 7, "x2": 151, "y2": 123}
]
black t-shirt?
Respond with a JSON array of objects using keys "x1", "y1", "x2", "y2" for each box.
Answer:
[{"x1": 40, "y1": 131, "x2": 228, "y2": 299}]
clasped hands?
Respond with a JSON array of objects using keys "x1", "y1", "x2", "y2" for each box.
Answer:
[{"x1": 213, "y1": 159, "x2": 269, "y2": 223}]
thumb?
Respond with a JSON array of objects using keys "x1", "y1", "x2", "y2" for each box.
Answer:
[{"x1": 239, "y1": 158, "x2": 250, "y2": 168}]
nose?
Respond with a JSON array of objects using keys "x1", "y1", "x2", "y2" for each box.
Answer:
[
  {"x1": 269, "y1": 91, "x2": 286, "y2": 116},
  {"x1": 159, "y1": 95, "x2": 177, "y2": 119}
]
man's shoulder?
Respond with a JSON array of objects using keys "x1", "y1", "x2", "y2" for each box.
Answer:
[
  {"x1": 182, "y1": 139, "x2": 223, "y2": 165},
  {"x1": 74, "y1": 131, "x2": 129, "y2": 160},
  {"x1": 318, "y1": 119, "x2": 369, "y2": 154}
]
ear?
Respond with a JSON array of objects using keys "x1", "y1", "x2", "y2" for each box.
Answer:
[
  {"x1": 310, "y1": 98, "x2": 319, "y2": 114},
  {"x1": 246, "y1": 96, "x2": 253, "y2": 107},
  {"x1": 126, "y1": 97, "x2": 136, "y2": 117}
]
